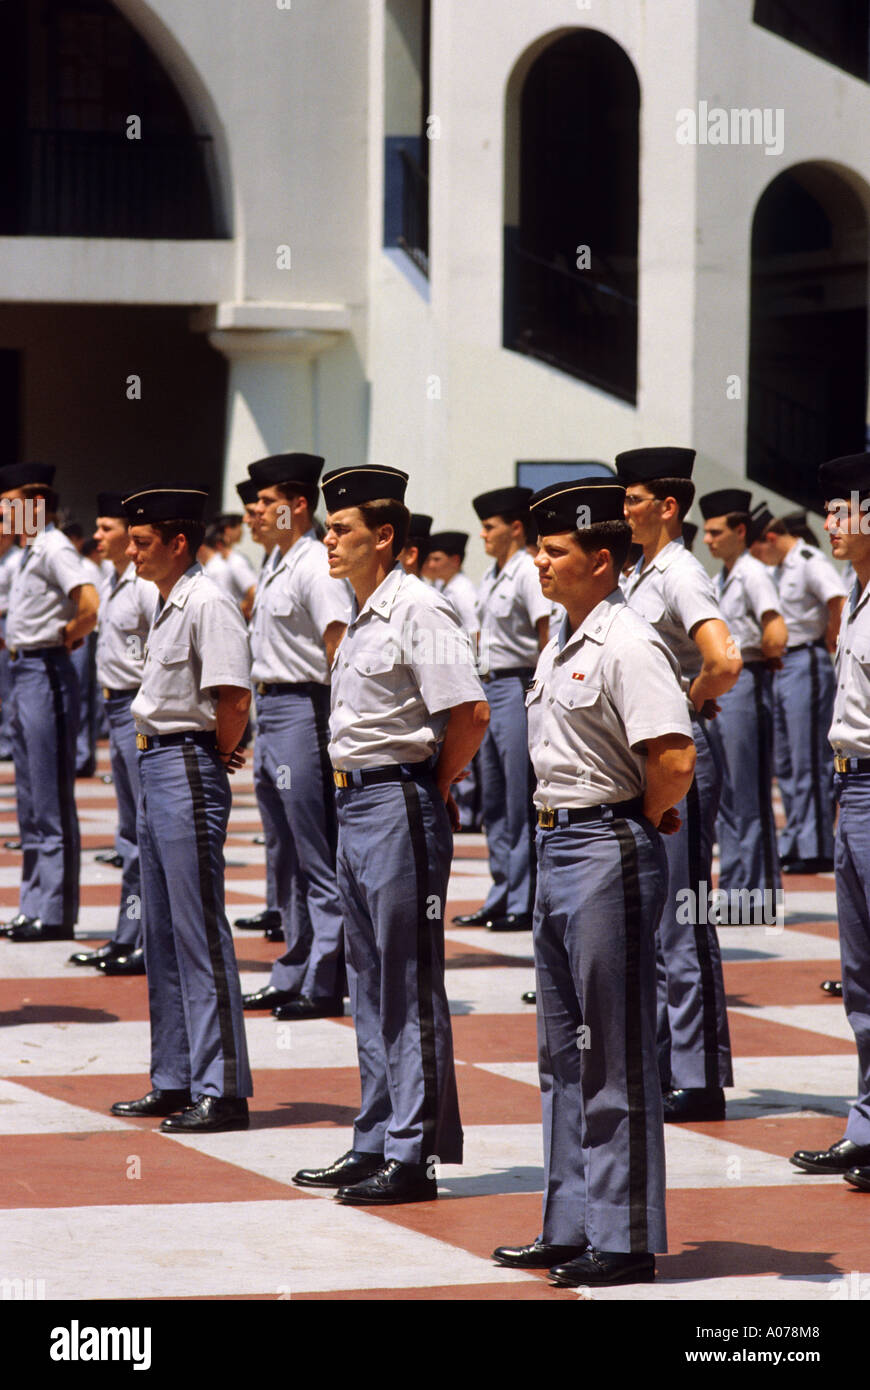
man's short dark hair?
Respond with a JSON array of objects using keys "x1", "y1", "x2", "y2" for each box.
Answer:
[
  {"x1": 644, "y1": 477, "x2": 695, "y2": 522},
  {"x1": 725, "y1": 511, "x2": 751, "y2": 536},
  {"x1": 573, "y1": 519, "x2": 633, "y2": 574},
  {"x1": 274, "y1": 482, "x2": 319, "y2": 513},
  {"x1": 357, "y1": 499, "x2": 410, "y2": 561},
  {"x1": 203, "y1": 522, "x2": 223, "y2": 549},
  {"x1": 21, "y1": 482, "x2": 59, "y2": 515},
  {"x1": 153, "y1": 518, "x2": 206, "y2": 557}
]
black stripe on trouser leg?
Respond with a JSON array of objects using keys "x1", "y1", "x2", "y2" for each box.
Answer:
[
  {"x1": 400, "y1": 780, "x2": 438, "y2": 1161},
  {"x1": 44, "y1": 658, "x2": 76, "y2": 927},
  {"x1": 686, "y1": 773, "x2": 718, "y2": 1090},
  {"x1": 522, "y1": 675, "x2": 537, "y2": 915},
  {"x1": 181, "y1": 745, "x2": 238, "y2": 1096},
  {"x1": 808, "y1": 647, "x2": 824, "y2": 860},
  {"x1": 751, "y1": 666, "x2": 776, "y2": 890},
  {"x1": 612, "y1": 819, "x2": 649, "y2": 1254},
  {"x1": 310, "y1": 686, "x2": 338, "y2": 855}
]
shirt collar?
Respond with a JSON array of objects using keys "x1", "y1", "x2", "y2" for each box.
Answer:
[
  {"x1": 272, "y1": 528, "x2": 316, "y2": 579},
  {"x1": 557, "y1": 588, "x2": 625, "y2": 654},
  {"x1": 158, "y1": 562, "x2": 201, "y2": 617},
  {"x1": 350, "y1": 562, "x2": 406, "y2": 626},
  {"x1": 635, "y1": 537, "x2": 683, "y2": 580}
]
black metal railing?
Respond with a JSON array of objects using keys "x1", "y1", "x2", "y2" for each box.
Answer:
[
  {"x1": 754, "y1": 0, "x2": 869, "y2": 83},
  {"x1": 504, "y1": 237, "x2": 637, "y2": 403},
  {"x1": 1, "y1": 128, "x2": 222, "y2": 238},
  {"x1": 397, "y1": 147, "x2": 429, "y2": 276},
  {"x1": 747, "y1": 377, "x2": 831, "y2": 504}
]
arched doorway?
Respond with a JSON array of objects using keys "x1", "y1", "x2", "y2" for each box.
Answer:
[
  {"x1": 503, "y1": 29, "x2": 640, "y2": 403},
  {"x1": 0, "y1": 0, "x2": 226, "y2": 237},
  {"x1": 747, "y1": 163, "x2": 869, "y2": 509}
]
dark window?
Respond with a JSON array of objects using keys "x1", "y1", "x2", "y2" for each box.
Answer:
[
  {"x1": 504, "y1": 30, "x2": 640, "y2": 403},
  {"x1": 0, "y1": 0, "x2": 225, "y2": 237},
  {"x1": 0, "y1": 352, "x2": 21, "y2": 467},
  {"x1": 754, "y1": 1, "x2": 870, "y2": 83},
  {"x1": 383, "y1": 0, "x2": 430, "y2": 277},
  {"x1": 747, "y1": 165, "x2": 868, "y2": 510}
]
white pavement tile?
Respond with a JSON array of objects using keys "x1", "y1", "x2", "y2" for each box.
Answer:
[
  {"x1": 730, "y1": 1004, "x2": 854, "y2": 1043},
  {"x1": 591, "y1": 1274, "x2": 857, "y2": 1302},
  {"x1": 0, "y1": 1078, "x2": 131, "y2": 1134},
  {"x1": 728, "y1": 1056, "x2": 857, "y2": 1117},
  {"x1": 0, "y1": 1199, "x2": 535, "y2": 1298},
  {"x1": 446, "y1": 968, "x2": 538, "y2": 1014},
  {"x1": 662, "y1": 1124, "x2": 840, "y2": 1189},
  {"x1": 717, "y1": 927, "x2": 841, "y2": 962},
  {"x1": 445, "y1": 927, "x2": 534, "y2": 959}
]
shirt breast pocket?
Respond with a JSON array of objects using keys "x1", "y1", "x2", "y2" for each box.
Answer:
[
  {"x1": 150, "y1": 641, "x2": 190, "y2": 690},
  {"x1": 555, "y1": 682, "x2": 602, "y2": 714},
  {"x1": 353, "y1": 647, "x2": 414, "y2": 699}
]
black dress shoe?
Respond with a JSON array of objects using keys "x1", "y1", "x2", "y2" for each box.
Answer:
[
  {"x1": 336, "y1": 1158, "x2": 437, "y2": 1204},
  {"x1": 0, "y1": 913, "x2": 36, "y2": 937},
  {"x1": 253, "y1": 834, "x2": 266, "y2": 845},
  {"x1": 821, "y1": 979, "x2": 843, "y2": 997},
  {"x1": 264, "y1": 925, "x2": 285, "y2": 942},
  {"x1": 521, "y1": 990, "x2": 537, "y2": 1004},
  {"x1": 844, "y1": 1167, "x2": 870, "y2": 1191},
  {"x1": 663, "y1": 1086, "x2": 725, "y2": 1122},
  {"x1": 111, "y1": 1088, "x2": 192, "y2": 1117},
  {"x1": 243, "y1": 985, "x2": 298, "y2": 1010},
  {"x1": 69, "y1": 941, "x2": 126, "y2": 967},
  {"x1": 488, "y1": 913, "x2": 532, "y2": 932},
  {"x1": 6, "y1": 921, "x2": 74, "y2": 942},
  {"x1": 293, "y1": 1149, "x2": 385, "y2": 1189},
  {"x1": 3, "y1": 839, "x2": 21, "y2": 851},
  {"x1": 94, "y1": 851, "x2": 124, "y2": 868},
  {"x1": 549, "y1": 1248, "x2": 655, "y2": 1287},
  {"x1": 99, "y1": 947, "x2": 146, "y2": 976},
  {"x1": 159, "y1": 1095, "x2": 250, "y2": 1133},
  {"x1": 782, "y1": 856, "x2": 834, "y2": 875},
  {"x1": 492, "y1": 1238, "x2": 588, "y2": 1268},
  {"x1": 272, "y1": 994, "x2": 344, "y2": 1020},
  {"x1": 234, "y1": 909, "x2": 282, "y2": 930},
  {"x1": 790, "y1": 1137, "x2": 870, "y2": 1173},
  {"x1": 451, "y1": 908, "x2": 497, "y2": 926}
]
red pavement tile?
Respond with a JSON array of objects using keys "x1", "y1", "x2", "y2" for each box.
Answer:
[
  {"x1": 445, "y1": 937, "x2": 532, "y2": 967},
  {"x1": 0, "y1": 974, "x2": 148, "y2": 1025},
  {"x1": 451, "y1": 1013, "x2": 538, "y2": 1064},
  {"x1": 675, "y1": 1115, "x2": 851, "y2": 1161},
  {"x1": 0, "y1": 1130, "x2": 301, "y2": 1208},
  {"x1": 792, "y1": 919, "x2": 840, "y2": 941},
  {"x1": 728, "y1": 1012, "x2": 853, "y2": 1056},
  {"x1": 723, "y1": 958, "x2": 844, "y2": 1008},
  {"x1": 372, "y1": 1190, "x2": 546, "y2": 1265}
]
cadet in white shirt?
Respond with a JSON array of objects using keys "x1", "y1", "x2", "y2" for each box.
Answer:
[
  {"x1": 427, "y1": 530, "x2": 481, "y2": 831},
  {"x1": 398, "y1": 513, "x2": 432, "y2": 578},
  {"x1": 110, "y1": 487, "x2": 253, "y2": 1134},
  {"x1": 292, "y1": 464, "x2": 489, "y2": 1206},
  {"x1": 240, "y1": 452, "x2": 351, "y2": 1020},
  {"x1": 751, "y1": 512, "x2": 846, "y2": 873},
  {"x1": 618, "y1": 449, "x2": 741, "y2": 1124},
  {"x1": 0, "y1": 462, "x2": 98, "y2": 942},
  {"x1": 791, "y1": 453, "x2": 870, "y2": 1189},
  {"x1": 69, "y1": 493, "x2": 157, "y2": 975},
  {"x1": 0, "y1": 530, "x2": 24, "y2": 759},
  {"x1": 455, "y1": 486, "x2": 551, "y2": 931},
  {"x1": 701, "y1": 490, "x2": 787, "y2": 905},
  {"x1": 492, "y1": 477, "x2": 695, "y2": 1288}
]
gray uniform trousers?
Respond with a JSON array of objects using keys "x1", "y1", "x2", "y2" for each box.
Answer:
[
  {"x1": 138, "y1": 738, "x2": 252, "y2": 1098},
  {"x1": 253, "y1": 686, "x2": 344, "y2": 999},
  {"x1": 0, "y1": 639, "x2": 13, "y2": 758},
  {"x1": 11, "y1": 649, "x2": 80, "y2": 926},
  {"x1": 656, "y1": 713, "x2": 733, "y2": 1090},
  {"x1": 714, "y1": 663, "x2": 781, "y2": 900},
  {"x1": 534, "y1": 809, "x2": 668, "y2": 1253},
  {"x1": 336, "y1": 769, "x2": 463, "y2": 1165},
  {"x1": 479, "y1": 672, "x2": 536, "y2": 916},
  {"x1": 774, "y1": 644, "x2": 836, "y2": 863},
  {"x1": 104, "y1": 691, "x2": 143, "y2": 949},
  {"x1": 833, "y1": 774, "x2": 870, "y2": 1146},
  {"x1": 71, "y1": 633, "x2": 98, "y2": 777}
]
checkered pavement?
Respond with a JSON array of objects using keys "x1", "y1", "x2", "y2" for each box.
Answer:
[{"x1": 0, "y1": 745, "x2": 863, "y2": 1301}]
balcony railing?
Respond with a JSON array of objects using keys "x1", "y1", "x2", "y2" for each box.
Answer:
[
  {"x1": 397, "y1": 147, "x2": 429, "y2": 277},
  {"x1": 504, "y1": 236, "x2": 637, "y2": 403},
  {"x1": 1, "y1": 128, "x2": 223, "y2": 238}
]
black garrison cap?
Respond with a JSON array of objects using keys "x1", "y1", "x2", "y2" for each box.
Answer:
[
  {"x1": 530, "y1": 477, "x2": 626, "y2": 534},
  {"x1": 428, "y1": 530, "x2": 468, "y2": 557},
  {"x1": 472, "y1": 486, "x2": 533, "y2": 520},
  {"x1": 96, "y1": 492, "x2": 127, "y2": 518},
  {"x1": 236, "y1": 478, "x2": 259, "y2": 507},
  {"x1": 682, "y1": 521, "x2": 698, "y2": 551},
  {"x1": 614, "y1": 447, "x2": 696, "y2": 484},
  {"x1": 321, "y1": 465, "x2": 408, "y2": 511},
  {"x1": 408, "y1": 514, "x2": 432, "y2": 540},
  {"x1": 818, "y1": 453, "x2": 870, "y2": 499},
  {"x1": 746, "y1": 501, "x2": 775, "y2": 545},
  {"x1": 248, "y1": 453, "x2": 325, "y2": 490},
  {"x1": 698, "y1": 488, "x2": 752, "y2": 520},
  {"x1": 0, "y1": 462, "x2": 56, "y2": 491},
  {"x1": 122, "y1": 488, "x2": 209, "y2": 524}
]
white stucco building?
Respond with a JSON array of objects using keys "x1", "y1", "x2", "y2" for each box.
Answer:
[{"x1": 1, "y1": 0, "x2": 868, "y2": 575}]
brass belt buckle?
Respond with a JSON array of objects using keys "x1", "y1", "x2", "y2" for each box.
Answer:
[
  {"x1": 333, "y1": 770, "x2": 349, "y2": 788},
  {"x1": 135, "y1": 733, "x2": 149, "y2": 751},
  {"x1": 834, "y1": 755, "x2": 849, "y2": 774},
  {"x1": 256, "y1": 681, "x2": 266, "y2": 695},
  {"x1": 102, "y1": 687, "x2": 111, "y2": 700},
  {"x1": 538, "y1": 808, "x2": 556, "y2": 829}
]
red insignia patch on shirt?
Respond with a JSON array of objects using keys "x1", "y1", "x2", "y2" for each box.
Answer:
[{"x1": 572, "y1": 673, "x2": 585, "y2": 681}]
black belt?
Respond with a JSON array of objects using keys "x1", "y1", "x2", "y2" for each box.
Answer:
[
  {"x1": 136, "y1": 730, "x2": 217, "y2": 752},
  {"x1": 479, "y1": 666, "x2": 535, "y2": 683},
  {"x1": 256, "y1": 680, "x2": 328, "y2": 697},
  {"x1": 102, "y1": 686, "x2": 138, "y2": 700},
  {"x1": 785, "y1": 640, "x2": 826, "y2": 656},
  {"x1": 9, "y1": 645, "x2": 65, "y2": 662},
  {"x1": 333, "y1": 761, "x2": 434, "y2": 789},
  {"x1": 537, "y1": 798, "x2": 644, "y2": 829},
  {"x1": 834, "y1": 756, "x2": 870, "y2": 775}
]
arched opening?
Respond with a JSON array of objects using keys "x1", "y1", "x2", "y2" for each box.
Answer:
[
  {"x1": 747, "y1": 163, "x2": 869, "y2": 508},
  {"x1": 503, "y1": 29, "x2": 640, "y2": 403},
  {"x1": 0, "y1": 0, "x2": 226, "y2": 237}
]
